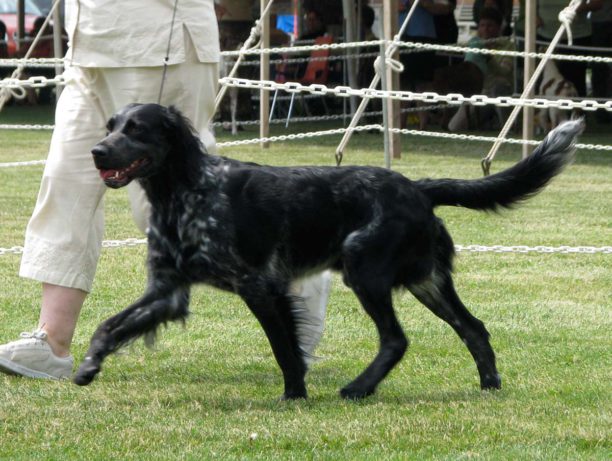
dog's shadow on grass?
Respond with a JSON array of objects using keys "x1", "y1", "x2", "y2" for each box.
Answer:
[{"x1": 98, "y1": 358, "x2": 505, "y2": 411}]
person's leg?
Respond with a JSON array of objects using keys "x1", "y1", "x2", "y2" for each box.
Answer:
[
  {"x1": 39, "y1": 284, "x2": 86, "y2": 357},
  {"x1": 0, "y1": 67, "x2": 108, "y2": 378}
]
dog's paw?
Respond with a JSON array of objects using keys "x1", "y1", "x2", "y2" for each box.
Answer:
[
  {"x1": 72, "y1": 357, "x2": 101, "y2": 386},
  {"x1": 480, "y1": 373, "x2": 502, "y2": 391},
  {"x1": 340, "y1": 384, "x2": 375, "y2": 400},
  {"x1": 280, "y1": 389, "x2": 308, "y2": 401}
]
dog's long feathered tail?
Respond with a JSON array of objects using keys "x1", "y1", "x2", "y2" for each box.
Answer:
[{"x1": 415, "y1": 119, "x2": 584, "y2": 211}]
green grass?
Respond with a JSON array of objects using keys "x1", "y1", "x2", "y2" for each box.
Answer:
[{"x1": 0, "y1": 105, "x2": 610, "y2": 460}]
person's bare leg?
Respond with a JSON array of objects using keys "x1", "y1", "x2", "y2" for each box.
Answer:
[{"x1": 38, "y1": 283, "x2": 86, "y2": 358}]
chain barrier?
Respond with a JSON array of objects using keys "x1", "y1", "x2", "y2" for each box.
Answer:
[
  {"x1": 220, "y1": 76, "x2": 612, "y2": 113},
  {"x1": 0, "y1": 124, "x2": 54, "y2": 131},
  {"x1": 387, "y1": 127, "x2": 612, "y2": 151},
  {"x1": 216, "y1": 124, "x2": 383, "y2": 147},
  {"x1": 4, "y1": 40, "x2": 610, "y2": 72},
  {"x1": 219, "y1": 38, "x2": 612, "y2": 64},
  {"x1": 454, "y1": 245, "x2": 612, "y2": 254},
  {"x1": 0, "y1": 75, "x2": 66, "y2": 90},
  {"x1": 4, "y1": 33, "x2": 611, "y2": 74},
  {"x1": 0, "y1": 58, "x2": 65, "y2": 68},
  {"x1": 0, "y1": 160, "x2": 46, "y2": 168},
  {"x1": 1, "y1": 240, "x2": 609, "y2": 257},
  {"x1": 2, "y1": 119, "x2": 610, "y2": 170}
]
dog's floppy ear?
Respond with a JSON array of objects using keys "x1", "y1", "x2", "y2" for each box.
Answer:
[
  {"x1": 160, "y1": 106, "x2": 207, "y2": 184},
  {"x1": 162, "y1": 105, "x2": 205, "y2": 150},
  {"x1": 164, "y1": 106, "x2": 197, "y2": 135}
]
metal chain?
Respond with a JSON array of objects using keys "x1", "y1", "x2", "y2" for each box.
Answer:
[
  {"x1": 1, "y1": 120, "x2": 610, "y2": 170},
  {"x1": 220, "y1": 76, "x2": 612, "y2": 113},
  {"x1": 217, "y1": 124, "x2": 382, "y2": 147},
  {"x1": 387, "y1": 127, "x2": 612, "y2": 151},
  {"x1": 0, "y1": 57, "x2": 65, "y2": 68},
  {"x1": 455, "y1": 245, "x2": 612, "y2": 254},
  {"x1": 220, "y1": 38, "x2": 612, "y2": 64},
  {"x1": 1, "y1": 240, "x2": 609, "y2": 256},
  {"x1": 0, "y1": 160, "x2": 46, "y2": 168},
  {"x1": 0, "y1": 75, "x2": 66, "y2": 89},
  {"x1": 0, "y1": 124, "x2": 54, "y2": 130},
  {"x1": 2, "y1": 35, "x2": 611, "y2": 72}
]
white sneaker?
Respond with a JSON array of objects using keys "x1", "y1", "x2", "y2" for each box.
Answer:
[{"x1": 0, "y1": 330, "x2": 73, "y2": 379}]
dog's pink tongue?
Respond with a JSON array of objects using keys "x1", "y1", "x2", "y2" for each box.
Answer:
[{"x1": 99, "y1": 169, "x2": 118, "y2": 180}]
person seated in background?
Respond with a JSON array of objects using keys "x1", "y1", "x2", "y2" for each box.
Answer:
[
  {"x1": 444, "y1": 7, "x2": 515, "y2": 131},
  {"x1": 300, "y1": 8, "x2": 327, "y2": 42},
  {"x1": 292, "y1": 8, "x2": 332, "y2": 83},
  {"x1": 473, "y1": 0, "x2": 513, "y2": 35}
]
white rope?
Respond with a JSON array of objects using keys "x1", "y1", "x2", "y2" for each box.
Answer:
[
  {"x1": 1, "y1": 240, "x2": 609, "y2": 256},
  {"x1": 481, "y1": 0, "x2": 582, "y2": 175}
]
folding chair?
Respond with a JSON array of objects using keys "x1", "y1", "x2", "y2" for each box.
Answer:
[{"x1": 269, "y1": 35, "x2": 333, "y2": 126}]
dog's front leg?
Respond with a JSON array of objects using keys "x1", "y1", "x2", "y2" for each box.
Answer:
[
  {"x1": 242, "y1": 292, "x2": 308, "y2": 400},
  {"x1": 73, "y1": 284, "x2": 190, "y2": 386}
]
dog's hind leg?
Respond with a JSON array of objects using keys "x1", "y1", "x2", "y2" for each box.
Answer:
[
  {"x1": 340, "y1": 284, "x2": 408, "y2": 399},
  {"x1": 340, "y1": 255, "x2": 408, "y2": 399},
  {"x1": 73, "y1": 285, "x2": 190, "y2": 386},
  {"x1": 409, "y1": 269, "x2": 501, "y2": 390},
  {"x1": 241, "y1": 291, "x2": 308, "y2": 400}
]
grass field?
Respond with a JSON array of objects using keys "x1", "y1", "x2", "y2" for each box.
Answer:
[{"x1": 0, "y1": 105, "x2": 610, "y2": 460}]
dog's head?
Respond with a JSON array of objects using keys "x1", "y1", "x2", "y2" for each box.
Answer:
[{"x1": 92, "y1": 103, "x2": 196, "y2": 189}]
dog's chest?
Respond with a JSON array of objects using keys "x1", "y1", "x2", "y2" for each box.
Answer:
[{"x1": 147, "y1": 191, "x2": 241, "y2": 287}]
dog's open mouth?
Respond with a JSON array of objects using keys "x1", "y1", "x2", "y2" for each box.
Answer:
[{"x1": 98, "y1": 158, "x2": 149, "y2": 188}]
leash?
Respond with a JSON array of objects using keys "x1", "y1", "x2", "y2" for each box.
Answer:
[{"x1": 158, "y1": 0, "x2": 180, "y2": 104}]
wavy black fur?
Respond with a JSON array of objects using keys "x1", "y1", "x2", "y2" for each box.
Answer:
[{"x1": 75, "y1": 103, "x2": 583, "y2": 400}]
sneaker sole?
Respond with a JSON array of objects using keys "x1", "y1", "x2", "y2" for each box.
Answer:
[{"x1": 0, "y1": 357, "x2": 67, "y2": 380}]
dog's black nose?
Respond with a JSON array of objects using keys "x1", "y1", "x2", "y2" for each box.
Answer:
[{"x1": 91, "y1": 145, "x2": 108, "y2": 158}]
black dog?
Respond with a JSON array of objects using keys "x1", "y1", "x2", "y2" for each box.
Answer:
[{"x1": 74, "y1": 103, "x2": 583, "y2": 399}]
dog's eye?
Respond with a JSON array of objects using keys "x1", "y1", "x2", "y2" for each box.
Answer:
[{"x1": 124, "y1": 120, "x2": 145, "y2": 135}]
